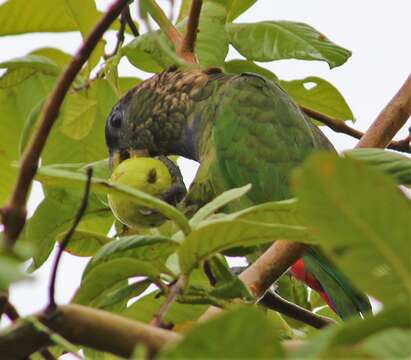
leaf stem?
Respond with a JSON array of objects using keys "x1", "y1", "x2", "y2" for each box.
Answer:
[{"x1": 178, "y1": 0, "x2": 202, "y2": 63}]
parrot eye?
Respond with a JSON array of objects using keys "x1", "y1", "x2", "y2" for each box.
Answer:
[{"x1": 110, "y1": 113, "x2": 122, "y2": 129}]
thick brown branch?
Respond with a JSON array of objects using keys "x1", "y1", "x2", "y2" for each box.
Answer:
[
  {"x1": 301, "y1": 106, "x2": 411, "y2": 153},
  {"x1": 259, "y1": 291, "x2": 336, "y2": 329},
  {"x1": 1, "y1": 0, "x2": 130, "y2": 246},
  {"x1": 178, "y1": 0, "x2": 202, "y2": 63},
  {"x1": 356, "y1": 74, "x2": 411, "y2": 148},
  {"x1": 199, "y1": 241, "x2": 307, "y2": 322},
  {"x1": 0, "y1": 304, "x2": 181, "y2": 359}
]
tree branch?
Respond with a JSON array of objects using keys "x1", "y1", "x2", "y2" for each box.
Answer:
[
  {"x1": 150, "y1": 275, "x2": 187, "y2": 328},
  {"x1": 199, "y1": 241, "x2": 308, "y2": 321},
  {"x1": 124, "y1": 5, "x2": 139, "y2": 37},
  {"x1": 0, "y1": 304, "x2": 181, "y2": 359},
  {"x1": 259, "y1": 291, "x2": 336, "y2": 329},
  {"x1": 301, "y1": 106, "x2": 411, "y2": 153},
  {"x1": 1, "y1": 0, "x2": 130, "y2": 246},
  {"x1": 356, "y1": 74, "x2": 411, "y2": 148},
  {"x1": 47, "y1": 168, "x2": 93, "y2": 311},
  {"x1": 178, "y1": 0, "x2": 202, "y2": 63}
]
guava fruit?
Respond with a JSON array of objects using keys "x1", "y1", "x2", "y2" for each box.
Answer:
[{"x1": 107, "y1": 157, "x2": 172, "y2": 228}]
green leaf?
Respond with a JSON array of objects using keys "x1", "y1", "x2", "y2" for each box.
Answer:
[
  {"x1": 292, "y1": 301, "x2": 410, "y2": 358},
  {"x1": 0, "y1": 55, "x2": 61, "y2": 76},
  {"x1": 36, "y1": 166, "x2": 191, "y2": 234},
  {"x1": 123, "y1": 290, "x2": 207, "y2": 324},
  {"x1": 84, "y1": 235, "x2": 179, "y2": 278},
  {"x1": 73, "y1": 258, "x2": 160, "y2": 306},
  {"x1": 224, "y1": 59, "x2": 278, "y2": 82},
  {"x1": 179, "y1": 218, "x2": 310, "y2": 273},
  {"x1": 26, "y1": 188, "x2": 112, "y2": 269},
  {"x1": 92, "y1": 279, "x2": 152, "y2": 312},
  {"x1": 227, "y1": 21, "x2": 351, "y2": 68},
  {"x1": 124, "y1": 2, "x2": 228, "y2": 71},
  {"x1": 59, "y1": 92, "x2": 98, "y2": 140},
  {"x1": 195, "y1": 2, "x2": 229, "y2": 67},
  {"x1": 30, "y1": 48, "x2": 72, "y2": 67},
  {"x1": 56, "y1": 229, "x2": 112, "y2": 257},
  {"x1": 158, "y1": 307, "x2": 284, "y2": 359},
  {"x1": 19, "y1": 98, "x2": 46, "y2": 155},
  {"x1": 42, "y1": 79, "x2": 117, "y2": 165},
  {"x1": 226, "y1": 0, "x2": 257, "y2": 22},
  {"x1": 190, "y1": 184, "x2": 251, "y2": 228},
  {"x1": 0, "y1": 0, "x2": 78, "y2": 35},
  {"x1": 293, "y1": 153, "x2": 411, "y2": 305},
  {"x1": 0, "y1": 73, "x2": 55, "y2": 204},
  {"x1": 345, "y1": 148, "x2": 411, "y2": 185},
  {"x1": 361, "y1": 329, "x2": 411, "y2": 359},
  {"x1": 280, "y1": 76, "x2": 354, "y2": 122},
  {"x1": 0, "y1": 252, "x2": 26, "y2": 289}
]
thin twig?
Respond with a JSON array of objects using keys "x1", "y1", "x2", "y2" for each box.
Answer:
[
  {"x1": 178, "y1": 0, "x2": 202, "y2": 63},
  {"x1": 125, "y1": 4, "x2": 139, "y2": 36},
  {"x1": 0, "y1": 0, "x2": 130, "y2": 246},
  {"x1": 104, "y1": 7, "x2": 128, "y2": 59},
  {"x1": 259, "y1": 291, "x2": 336, "y2": 329},
  {"x1": 47, "y1": 168, "x2": 93, "y2": 311},
  {"x1": 301, "y1": 106, "x2": 411, "y2": 153},
  {"x1": 150, "y1": 275, "x2": 187, "y2": 327},
  {"x1": 357, "y1": 74, "x2": 411, "y2": 148}
]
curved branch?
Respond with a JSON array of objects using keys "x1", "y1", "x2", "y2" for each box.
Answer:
[
  {"x1": 259, "y1": 291, "x2": 336, "y2": 329},
  {"x1": 1, "y1": 0, "x2": 130, "y2": 246},
  {"x1": 301, "y1": 106, "x2": 410, "y2": 153},
  {"x1": 178, "y1": 0, "x2": 202, "y2": 63}
]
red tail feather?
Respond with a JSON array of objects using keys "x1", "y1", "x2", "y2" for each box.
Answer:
[{"x1": 291, "y1": 259, "x2": 336, "y2": 312}]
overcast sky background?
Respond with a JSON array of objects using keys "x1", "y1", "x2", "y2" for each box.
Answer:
[{"x1": 0, "y1": 0, "x2": 410, "y2": 338}]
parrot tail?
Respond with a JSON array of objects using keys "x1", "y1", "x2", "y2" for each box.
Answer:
[{"x1": 290, "y1": 249, "x2": 372, "y2": 320}]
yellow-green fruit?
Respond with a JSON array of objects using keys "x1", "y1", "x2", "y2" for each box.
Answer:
[{"x1": 107, "y1": 157, "x2": 172, "y2": 228}]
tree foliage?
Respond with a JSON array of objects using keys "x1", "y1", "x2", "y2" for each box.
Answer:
[{"x1": 0, "y1": 0, "x2": 410, "y2": 359}]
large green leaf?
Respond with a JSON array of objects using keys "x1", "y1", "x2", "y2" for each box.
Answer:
[
  {"x1": 280, "y1": 76, "x2": 354, "y2": 122},
  {"x1": 123, "y1": 2, "x2": 228, "y2": 71},
  {"x1": 58, "y1": 92, "x2": 98, "y2": 140},
  {"x1": 0, "y1": 252, "x2": 26, "y2": 289},
  {"x1": 0, "y1": 73, "x2": 55, "y2": 204},
  {"x1": 189, "y1": 184, "x2": 251, "y2": 228},
  {"x1": 179, "y1": 218, "x2": 311, "y2": 273},
  {"x1": 73, "y1": 258, "x2": 160, "y2": 306},
  {"x1": 26, "y1": 188, "x2": 112, "y2": 269},
  {"x1": 224, "y1": 59, "x2": 278, "y2": 82},
  {"x1": 226, "y1": 0, "x2": 257, "y2": 22},
  {"x1": 227, "y1": 21, "x2": 351, "y2": 68},
  {"x1": 293, "y1": 153, "x2": 411, "y2": 305},
  {"x1": 36, "y1": 166, "x2": 191, "y2": 234},
  {"x1": 158, "y1": 307, "x2": 284, "y2": 358},
  {"x1": 56, "y1": 229, "x2": 112, "y2": 257},
  {"x1": 345, "y1": 148, "x2": 411, "y2": 185},
  {"x1": 83, "y1": 235, "x2": 179, "y2": 278},
  {"x1": 292, "y1": 301, "x2": 411, "y2": 358},
  {"x1": 123, "y1": 290, "x2": 207, "y2": 324},
  {"x1": 42, "y1": 79, "x2": 117, "y2": 165},
  {"x1": 361, "y1": 328, "x2": 411, "y2": 359}
]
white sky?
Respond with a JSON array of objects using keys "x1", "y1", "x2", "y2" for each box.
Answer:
[{"x1": 1, "y1": 0, "x2": 410, "y2": 331}]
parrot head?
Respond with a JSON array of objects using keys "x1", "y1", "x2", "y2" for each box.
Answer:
[{"x1": 105, "y1": 66, "x2": 225, "y2": 170}]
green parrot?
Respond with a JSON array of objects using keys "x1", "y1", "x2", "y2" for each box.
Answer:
[{"x1": 105, "y1": 66, "x2": 371, "y2": 319}]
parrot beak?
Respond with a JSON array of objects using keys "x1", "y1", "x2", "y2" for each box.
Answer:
[{"x1": 109, "y1": 148, "x2": 150, "y2": 171}]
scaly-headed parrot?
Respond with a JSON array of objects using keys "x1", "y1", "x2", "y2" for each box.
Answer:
[{"x1": 105, "y1": 67, "x2": 371, "y2": 319}]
